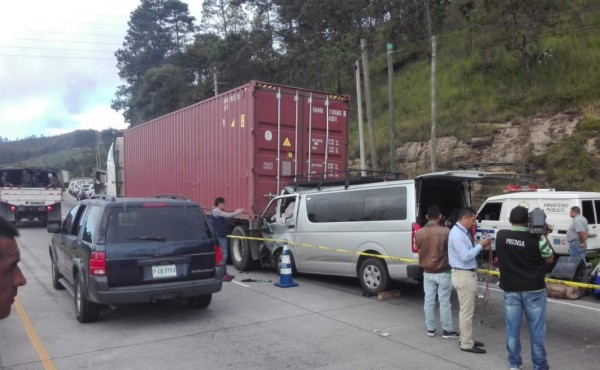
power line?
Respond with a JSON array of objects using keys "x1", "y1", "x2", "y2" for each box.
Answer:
[
  {"x1": 0, "y1": 45, "x2": 115, "y2": 53},
  {"x1": 8, "y1": 38, "x2": 122, "y2": 46},
  {"x1": 0, "y1": 53, "x2": 114, "y2": 60}
]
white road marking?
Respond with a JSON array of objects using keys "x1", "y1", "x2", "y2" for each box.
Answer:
[{"x1": 231, "y1": 280, "x2": 250, "y2": 288}]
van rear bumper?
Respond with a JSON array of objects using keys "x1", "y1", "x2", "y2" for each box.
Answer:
[{"x1": 87, "y1": 277, "x2": 223, "y2": 304}]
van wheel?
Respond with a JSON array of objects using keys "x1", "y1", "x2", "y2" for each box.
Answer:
[
  {"x1": 359, "y1": 258, "x2": 390, "y2": 295},
  {"x1": 231, "y1": 225, "x2": 258, "y2": 271},
  {"x1": 74, "y1": 275, "x2": 99, "y2": 323}
]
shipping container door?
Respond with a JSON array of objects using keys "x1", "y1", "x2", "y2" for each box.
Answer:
[{"x1": 299, "y1": 92, "x2": 348, "y2": 181}]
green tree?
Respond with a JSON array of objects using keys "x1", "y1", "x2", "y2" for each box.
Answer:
[
  {"x1": 112, "y1": 0, "x2": 196, "y2": 125},
  {"x1": 478, "y1": 0, "x2": 570, "y2": 84},
  {"x1": 201, "y1": 0, "x2": 249, "y2": 35}
]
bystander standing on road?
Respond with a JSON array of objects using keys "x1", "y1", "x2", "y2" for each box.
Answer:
[
  {"x1": 448, "y1": 207, "x2": 492, "y2": 354},
  {"x1": 415, "y1": 205, "x2": 459, "y2": 339},
  {"x1": 0, "y1": 216, "x2": 27, "y2": 319},
  {"x1": 496, "y1": 206, "x2": 554, "y2": 370},
  {"x1": 210, "y1": 197, "x2": 243, "y2": 282},
  {"x1": 567, "y1": 206, "x2": 588, "y2": 264}
]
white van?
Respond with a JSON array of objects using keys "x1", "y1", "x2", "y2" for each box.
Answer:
[
  {"x1": 231, "y1": 171, "x2": 510, "y2": 295},
  {"x1": 476, "y1": 191, "x2": 600, "y2": 257}
]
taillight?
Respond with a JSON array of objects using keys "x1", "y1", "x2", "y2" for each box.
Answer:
[
  {"x1": 411, "y1": 222, "x2": 421, "y2": 253},
  {"x1": 89, "y1": 251, "x2": 106, "y2": 276},
  {"x1": 215, "y1": 245, "x2": 223, "y2": 267},
  {"x1": 46, "y1": 205, "x2": 52, "y2": 212},
  {"x1": 10, "y1": 205, "x2": 16, "y2": 212}
]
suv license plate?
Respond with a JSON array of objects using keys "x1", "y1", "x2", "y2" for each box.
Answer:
[{"x1": 152, "y1": 265, "x2": 177, "y2": 278}]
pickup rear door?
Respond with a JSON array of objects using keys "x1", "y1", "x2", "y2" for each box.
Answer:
[{"x1": 104, "y1": 205, "x2": 216, "y2": 287}]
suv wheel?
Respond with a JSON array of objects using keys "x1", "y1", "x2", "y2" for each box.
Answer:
[
  {"x1": 187, "y1": 294, "x2": 212, "y2": 309},
  {"x1": 74, "y1": 275, "x2": 99, "y2": 323},
  {"x1": 51, "y1": 258, "x2": 64, "y2": 290},
  {"x1": 358, "y1": 257, "x2": 390, "y2": 295}
]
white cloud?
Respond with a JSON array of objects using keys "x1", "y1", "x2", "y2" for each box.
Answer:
[{"x1": 0, "y1": 0, "x2": 203, "y2": 141}]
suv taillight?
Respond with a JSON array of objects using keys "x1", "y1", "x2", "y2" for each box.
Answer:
[
  {"x1": 411, "y1": 222, "x2": 421, "y2": 253},
  {"x1": 215, "y1": 245, "x2": 223, "y2": 267},
  {"x1": 89, "y1": 251, "x2": 106, "y2": 276}
]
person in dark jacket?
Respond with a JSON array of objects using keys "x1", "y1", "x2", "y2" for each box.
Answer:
[
  {"x1": 415, "y1": 205, "x2": 459, "y2": 339},
  {"x1": 210, "y1": 197, "x2": 243, "y2": 282},
  {"x1": 496, "y1": 206, "x2": 554, "y2": 370}
]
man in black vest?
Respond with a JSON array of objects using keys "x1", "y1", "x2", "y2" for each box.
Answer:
[{"x1": 496, "y1": 206, "x2": 554, "y2": 370}]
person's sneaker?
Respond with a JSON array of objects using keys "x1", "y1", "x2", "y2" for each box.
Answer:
[
  {"x1": 509, "y1": 365, "x2": 523, "y2": 370},
  {"x1": 442, "y1": 330, "x2": 460, "y2": 339},
  {"x1": 460, "y1": 340, "x2": 484, "y2": 347},
  {"x1": 460, "y1": 346, "x2": 486, "y2": 354},
  {"x1": 427, "y1": 329, "x2": 436, "y2": 337},
  {"x1": 222, "y1": 274, "x2": 234, "y2": 282}
]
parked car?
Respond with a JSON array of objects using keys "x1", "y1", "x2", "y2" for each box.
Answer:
[{"x1": 47, "y1": 197, "x2": 223, "y2": 322}]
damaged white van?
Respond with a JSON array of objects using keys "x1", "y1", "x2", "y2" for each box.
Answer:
[
  {"x1": 231, "y1": 171, "x2": 513, "y2": 295},
  {"x1": 476, "y1": 191, "x2": 600, "y2": 258}
]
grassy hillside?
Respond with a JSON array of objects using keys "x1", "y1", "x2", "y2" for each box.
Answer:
[
  {"x1": 349, "y1": 5, "x2": 600, "y2": 183},
  {"x1": 0, "y1": 129, "x2": 120, "y2": 177}
]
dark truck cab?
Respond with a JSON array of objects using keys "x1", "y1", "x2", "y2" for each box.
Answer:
[{"x1": 47, "y1": 196, "x2": 223, "y2": 323}]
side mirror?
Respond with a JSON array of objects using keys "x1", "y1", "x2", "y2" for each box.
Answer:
[
  {"x1": 47, "y1": 223, "x2": 61, "y2": 234},
  {"x1": 261, "y1": 218, "x2": 273, "y2": 233}
]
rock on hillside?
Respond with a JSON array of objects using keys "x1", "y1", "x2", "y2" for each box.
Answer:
[{"x1": 396, "y1": 111, "x2": 589, "y2": 182}]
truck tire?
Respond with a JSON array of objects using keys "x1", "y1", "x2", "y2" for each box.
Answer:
[
  {"x1": 187, "y1": 294, "x2": 212, "y2": 309},
  {"x1": 51, "y1": 258, "x2": 65, "y2": 290},
  {"x1": 231, "y1": 225, "x2": 258, "y2": 271},
  {"x1": 358, "y1": 257, "x2": 390, "y2": 295},
  {"x1": 74, "y1": 275, "x2": 99, "y2": 323}
]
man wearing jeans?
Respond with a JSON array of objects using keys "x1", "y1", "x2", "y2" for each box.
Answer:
[
  {"x1": 496, "y1": 206, "x2": 554, "y2": 370},
  {"x1": 567, "y1": 206, "x2": 588, "y2": 264},
  {"x1": 415, "y1": 205, "x2": 459, "y2": 339},
  {"x1": 210, "y1": 197, "x2": 243, "y2": 282}
]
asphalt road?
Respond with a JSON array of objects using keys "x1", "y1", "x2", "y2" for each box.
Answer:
[{"x1": 1, "y1": 194, "x2": 599, "y2": 370}]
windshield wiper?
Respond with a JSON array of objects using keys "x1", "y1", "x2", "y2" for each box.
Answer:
[{"x1": 127, "y1": 236, "x2": 166, "y2": 241}]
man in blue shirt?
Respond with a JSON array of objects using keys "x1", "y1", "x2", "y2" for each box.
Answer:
[{"x1": 448, "y1": 208, "x2": 492, "y2": 354}]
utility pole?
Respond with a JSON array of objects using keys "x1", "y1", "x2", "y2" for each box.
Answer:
[
  {"x1": 387, "y1": 43, "x2": 396, "y2": 173},
  {"x1": 213, "y1": 71, "x2": 219, "y2": 96},
  {"x1": 430, "y1": 35, "x2": 437, "y2": 172},
  {"x1": 360, "y1": 38, "x2": 378, "y2": 172},
  {"x1": 355, "y1": 60, "x2": 367, "y2": 177}
]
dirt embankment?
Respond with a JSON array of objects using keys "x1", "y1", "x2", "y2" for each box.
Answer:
[{"x1": 395, "y1": 111, "x2": 595, "y2": 184}]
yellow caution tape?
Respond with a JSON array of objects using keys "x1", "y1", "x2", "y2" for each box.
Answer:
[{"x1": 228, "y1": 235, "x2": 600, "y2": 291}]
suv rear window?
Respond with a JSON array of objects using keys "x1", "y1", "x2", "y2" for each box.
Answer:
[{"x1": 105, "y1": 205, "x2": 211, "y2": 243}]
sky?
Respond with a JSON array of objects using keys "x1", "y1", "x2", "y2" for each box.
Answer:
[{"x1": 0, "y1": 1, "x2": 203, "y2": 141}]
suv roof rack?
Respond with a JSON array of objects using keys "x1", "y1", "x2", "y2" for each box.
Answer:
[
  {"x1": 156, "y1": 194, "x2": 189, "y2": 200},
  {"x1": 458, "y1": 162, "x2": 535, "y2": 182},
  {"x1": 290, "y1": 170, "x2": 408, "y2": 191}
]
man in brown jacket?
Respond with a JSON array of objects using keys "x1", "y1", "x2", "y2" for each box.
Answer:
[{"x1": 416, "y1": 205, "x2": 459, "y2": 339}]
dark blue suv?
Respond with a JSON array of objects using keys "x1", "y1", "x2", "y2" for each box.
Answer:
[{"x1": 47, "y1": 197, "x2": 223, "y2": 323}]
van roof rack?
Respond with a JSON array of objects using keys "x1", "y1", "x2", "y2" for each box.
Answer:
[
  {"x1": 458, "y1": 162, "x2": 535, "y2": 182},
  {"x1": 290, "y1": 170, "x2": 407, "y2": 191}
]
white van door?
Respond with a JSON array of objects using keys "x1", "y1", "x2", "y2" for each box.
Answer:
[
  {"x1": 476, "y1": 200, "x2": 505, "y2": 242},
  {"x1": 581, "y1": 199, "x2": 600, "y2": 255}
]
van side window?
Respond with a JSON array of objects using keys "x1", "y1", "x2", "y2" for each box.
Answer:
[
  {"x1": 582, "y1": 200, "x2": 596, "y2": 224},
  {"x1": 477, "y1": 202, "x2": 502, "y2": 221},
  {"x1": 306, "y1": 187, "x2": 407, "y2": 223}
]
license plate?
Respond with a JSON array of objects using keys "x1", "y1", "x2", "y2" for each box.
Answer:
[{"x1": 152, "y1": 265, "x2": 177, "y2": 278}]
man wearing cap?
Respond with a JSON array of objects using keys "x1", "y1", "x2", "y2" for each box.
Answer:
[{"x1": 496, "y1": 206, "x2": 554, "y2": 370}]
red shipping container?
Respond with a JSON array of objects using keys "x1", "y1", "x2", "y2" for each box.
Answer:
[{"x1": 123, "y1": 81, "x2": 350, "y2": 218}]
